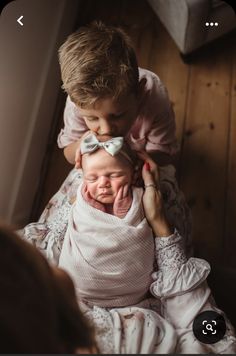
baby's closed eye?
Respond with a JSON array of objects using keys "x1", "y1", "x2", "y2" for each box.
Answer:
[
  {"x1": 84, "y1": 175, "x2": 97, "y2": 182},
  {"x1": 110, "y1": 173, "x2": 125, "y2": 178}
]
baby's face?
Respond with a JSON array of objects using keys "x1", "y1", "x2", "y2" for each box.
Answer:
[{"x1": 82, "y1": 149, "x2": 133, "y2": 204}]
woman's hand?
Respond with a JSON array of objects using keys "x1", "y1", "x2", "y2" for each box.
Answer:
[{"x1": 137, "y1": 151, "x2": 173, "y2": 237}]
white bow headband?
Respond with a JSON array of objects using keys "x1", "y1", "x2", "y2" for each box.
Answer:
[{"x1": 80, "y1": 133, "x2": 133, "y2": 164}]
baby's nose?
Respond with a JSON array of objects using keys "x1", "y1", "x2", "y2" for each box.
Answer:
[{"x1": 98, "y1": 176, "x2": 111, "y2": 187}]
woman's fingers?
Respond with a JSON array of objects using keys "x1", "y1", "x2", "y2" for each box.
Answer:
[
  {"x1": 137, "y1": 151, "x2": 160, "y2": 186},
  {"x1": 142, "y1": 163, "x2": 155, "y2": 185},
  {"x1": 137, "y1": 153, "x2": 164, "y2": 224},
  {"x1": 141, "y1": 164, "x2": 160, "y2": 196},
  {"x1": 137, "y1": 152, "x2": 172, "y2": 236},
  {"x1": 136, "y1": 150, "x2": 155, "y2": 165}
]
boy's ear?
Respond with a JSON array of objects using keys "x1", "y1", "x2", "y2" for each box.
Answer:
[{"x1": 137, "y1": 78, "x2": 147, "y2": 99}]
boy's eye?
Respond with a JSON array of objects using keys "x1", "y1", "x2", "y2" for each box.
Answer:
[
  {"x1": 84, "y1": 116, "x2": 98, "y2": 122},
  {"x1": 111, "y1": 112, "x2": 126, "y2": 119}
]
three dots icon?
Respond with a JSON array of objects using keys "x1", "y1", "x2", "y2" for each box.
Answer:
[{"x1": 206, "y1": 22, "x2": 218, "y2": 26}]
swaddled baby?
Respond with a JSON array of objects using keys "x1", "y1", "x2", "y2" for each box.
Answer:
[
  {"x1": 59, "y1": 133, "x2": 155, "y2": 308},
  {"x1": 80, "y1": 134, "x2": 138, "y2": 218}
]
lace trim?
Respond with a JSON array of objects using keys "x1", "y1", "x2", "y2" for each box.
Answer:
[
  {"x1": 84, "y1": 307, "x2": 114, "y2": 354},
  {"x1": 154, "y1": 229, "x2": 187, "y2": 272}
]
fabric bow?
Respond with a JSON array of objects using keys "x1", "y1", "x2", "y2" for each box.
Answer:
[{"x1": 80, "y1": 133, "x2": 124, "y2": 156}]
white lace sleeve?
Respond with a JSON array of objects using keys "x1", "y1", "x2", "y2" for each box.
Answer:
[
  {"x1": 150, "y1": 229, "x2": 211, "y2": 298},
  {"x1": 154, "y1": 229, "x2": 187, "y2": 272}
]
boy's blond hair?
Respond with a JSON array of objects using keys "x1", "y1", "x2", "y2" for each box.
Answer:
[{"x1": 58, "y1": 21, "x2": 139, "y2": 108}]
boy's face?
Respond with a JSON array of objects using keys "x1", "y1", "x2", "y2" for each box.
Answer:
[
  {"x1": 78, "y1": 92, "x2": 139, "y2": 137},
  {"x1": 82, "y1": 149, "x2": 133, "y2": 204}
]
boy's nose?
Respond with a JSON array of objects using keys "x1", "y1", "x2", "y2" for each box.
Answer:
[{"x1": 99, "y1": 119, "x2": 113, "y2": 135}]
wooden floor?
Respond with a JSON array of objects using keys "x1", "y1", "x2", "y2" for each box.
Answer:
[{"x1": 35, "y1": 0, "x2": 236, "y2": 323}]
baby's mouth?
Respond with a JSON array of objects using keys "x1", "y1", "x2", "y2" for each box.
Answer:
[{"x1": 98, "y1": 190, "x2": 112, "y2": 197}]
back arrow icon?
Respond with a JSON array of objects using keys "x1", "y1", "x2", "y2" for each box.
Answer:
[{"x1": 17, "y1": 15, "x2": 24, "y2": 26}]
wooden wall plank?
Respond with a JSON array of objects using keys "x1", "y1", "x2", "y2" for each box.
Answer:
[
  {"x1": 147, "y1": 18, "x2": 189, "y2": 146},
  {"x1": 119, "y1": 0, "x2": 155, "y2": 54},
  {"x1": 135, "y1": 24, "x2": 154, "y2": 69},
  {"x1": 224, "y1": 41, "x2": 236, "y2": 268},
  {"x1": 78, "y1": 0, "x2": 123, "y2": 25},
  {"x1": 180, "y1": 41, "x2": 232, "y2": 264}
]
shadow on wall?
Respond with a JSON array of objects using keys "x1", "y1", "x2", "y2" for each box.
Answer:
[
  {"x1": 208, "y1": 265, "x2": 236, "y2": 329},
  {"x1": 0, "y1": 0, "x2": 80, "y2": 227}
]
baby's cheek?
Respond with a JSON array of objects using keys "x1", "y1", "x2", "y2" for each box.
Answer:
[
  {"x1": 111, "y1": 180, "x2": 120, "y2": 193},
  {"x1": 86, "y1": 183, "x2": 97, "y2": 198},
  {"x1": 111, "y1": 178, "x2": 127, "y2": 193}
]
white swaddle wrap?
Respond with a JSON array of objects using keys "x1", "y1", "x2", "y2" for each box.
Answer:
[{"x1": 59, "y1": 184, "x2": 155, "y2": 308}]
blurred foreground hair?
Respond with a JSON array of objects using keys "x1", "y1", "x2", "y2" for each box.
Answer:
[{"x1": 0, "y1": 223, "x2": 96, "y2": 353}]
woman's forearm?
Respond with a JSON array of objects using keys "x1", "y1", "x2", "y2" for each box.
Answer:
[{"x1": 149, "y1": 215, "x2": 174, "y2": 237}]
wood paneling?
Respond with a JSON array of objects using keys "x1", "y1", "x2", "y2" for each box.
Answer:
[
  {"x1": 147, "y1": 18, "x2": 189, "y2": 147},
  {"x1": 180, "y1": 40, "x2": 232, "y2": 264},
  {"x1": 224, "y1": 39, "x2": 236, "y2": 268}
]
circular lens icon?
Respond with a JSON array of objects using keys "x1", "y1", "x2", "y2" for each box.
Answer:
[{"x1": 193, "y1": 310, "x2": 226, "y2": 344}]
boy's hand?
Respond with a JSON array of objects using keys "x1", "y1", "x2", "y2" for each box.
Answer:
[
  {"x1": 75, "y1": 131, "x2": 96, "y2": 169},
  {"x1": 113, "y1": 184, "x2": 132, "y2": 218}
]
